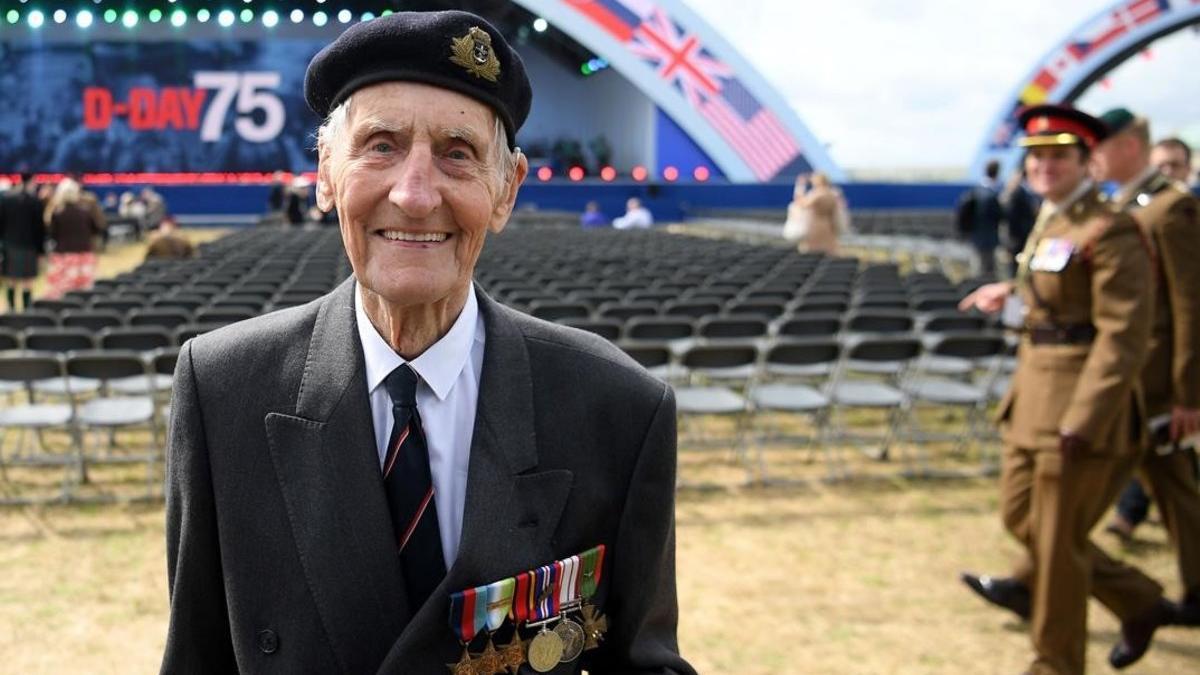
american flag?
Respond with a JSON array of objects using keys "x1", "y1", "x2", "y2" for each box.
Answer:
[
  {"x1": 625, "y1": 6, "x2": 801, "y2": 180},
  {"x1": 1068, "y1": 0, "x2": 1168, "y2": 59}
]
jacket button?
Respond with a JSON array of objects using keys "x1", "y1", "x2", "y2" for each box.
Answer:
[{"x1": 257, "y1": 629, "x2": 279, "y2": 654}]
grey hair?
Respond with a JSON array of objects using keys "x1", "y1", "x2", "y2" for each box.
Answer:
[{"x1": 317, "y1": 95, "x2": 521, "y2": 194}]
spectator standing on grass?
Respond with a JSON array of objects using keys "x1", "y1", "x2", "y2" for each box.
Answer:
[
  {"x1": 43, "y1": 178, "x2": 103, "y2": 299},
  {"x1": 613, "y1": 196, "x2": 653, "y2": 229},
  {"x1": 1151, "y1": 137, "x2": 1193, "y2": 185},
  {"x1": 1002, "y1": 168, "x2": 1040, "y2": 277},
  {"x1": 786, "y1": 172, "x2": 845, "y2": 254},
  {"x1": 0, "y1": 172, "x2": 45, "y2": 311},
  {"x1": 956, "y1": 159, "x2": 1004, "y2": 277}
]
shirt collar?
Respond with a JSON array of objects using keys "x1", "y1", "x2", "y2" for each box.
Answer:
[
  {"x1": 354, "y1": 283, "x2": 480, "y2": 401},
  {"x1": 1115, "y1": 165, "x2": 1159, "y2": 203}
]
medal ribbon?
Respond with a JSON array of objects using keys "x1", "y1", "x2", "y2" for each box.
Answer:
[
  {"x1": 485, "y1": 577, "x2": 516, "y2": 633},
  {"x1": 510, "y1": 571, "x2": 533, "y2": 624},
  {"x1": 448, "y1": 584, "x2": 489, "y2": 644},
  {"x1": 530, "y1": 563, "x2": 560, "y2": 622},
  {"x1": 558, "y1": 555, "x2": 581, "y2": 608},
  {"x1": 579, "y1": 545, "x2": 606, "y2": 600}
]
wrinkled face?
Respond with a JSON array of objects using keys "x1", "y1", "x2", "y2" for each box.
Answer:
[
  {"x1": 1151, "y1": 144, "x2": 1190, "y2": 183},
  {"x1": 1025, "y1": 145, "x2": 1088, "y2": 202},
  {"x1": 317, "y1": 81, "x2": 525, "y2": 308}
]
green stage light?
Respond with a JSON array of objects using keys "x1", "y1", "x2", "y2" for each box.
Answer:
[
  {"x1": 361, "y1": 12, "x2": 375, "y2": 21},
  {"x1": 28, "y1": 10, "x2": 43, "y2": 28},
  {"x1": 262, "y1": 10, "x2": 278, "y2": 28},
  {"x1": 313, "y1": 11, "x2": 327, "y2": 26},
  {"x1": 121, "y1": 10, "x2": 137, "y2": 28},
  {"x1": 76, "y1": 10, "x2": 93, "y2": 28},
  {"x1": 218, "y1": 10, "x2": 234, "y2": 27},
  {"x1": 103, "y1": 9, "x2": 117, "y2": 24},
  {"x1": 170, "y1": 10, "x2": 186, "y2": 27},
  {"x1": 381, "y1": 10, "x2": 393, "y2": 17},
  {"x1": 149, "y1": 9, "x2": 162, "y2": 23},
  {"x1": 197, "y1": 9, "x2": 210, "y2": 23},
  {"x1": 240, "y1": 9, "x2": 252, "y2": 23},
  {"x1": 4, "y1": 10, "x2": 16, "y2": 25}
]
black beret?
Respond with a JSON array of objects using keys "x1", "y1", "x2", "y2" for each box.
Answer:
[{"x1": 305, "y1": 10, "x2": 531, "y2": 148}]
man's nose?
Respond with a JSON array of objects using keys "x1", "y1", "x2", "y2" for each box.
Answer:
[{"x1": 388, "y1": 146, "x2": 442, "y2": 218}]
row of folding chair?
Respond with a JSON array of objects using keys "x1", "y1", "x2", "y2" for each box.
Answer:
[{"x1": 0, "y1": 348, "x2": 178, "y2": 503}]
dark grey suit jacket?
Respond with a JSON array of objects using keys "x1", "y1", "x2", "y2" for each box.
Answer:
[{"x1": 161, "y1": 279, "x2": 694, "y2": 674}]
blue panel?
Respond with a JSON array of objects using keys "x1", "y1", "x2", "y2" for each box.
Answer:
[{"x1": 654, "y1": 108, "x2": 722, "y2": 180}]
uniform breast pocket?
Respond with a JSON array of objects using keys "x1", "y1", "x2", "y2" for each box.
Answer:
[{"x1": 1011, "y1": 360, "x2": 1082, "y2": 442}]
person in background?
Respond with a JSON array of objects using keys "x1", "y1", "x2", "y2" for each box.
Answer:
[
  {"x1": 267, "y1": 170, "x2": 287, "y2": 214},
  {"x1": 794, "y1": 172, "x2": 844, "y2": 254},
  {"x1": 43, "y1": 178, "x2": 104, "y2": 299},
  {"x1": 580, "y1": 200, "x2": 609, "y2": 229},
  {"x1": 1150, "y1": 137, "x2": 1193, "y2": 185},
  {"x1": 613, "y1": 196, "x2": 653, "y2": 229},
  {"x1": 0, "y1": 173, "x2": 46, "y2": 311},
  {"x1": 1002, "y1": 168, "x2": 1040, "y2": 277},
  {"x1": 286, "y1": 176, "x2": 312, "y2": 226},
  {"x1": 957, "y1": 160, "x2": 1004, "y2": 276},
  {"x1": 144, "y1": 215, "x2": 196, "y2": 261}
]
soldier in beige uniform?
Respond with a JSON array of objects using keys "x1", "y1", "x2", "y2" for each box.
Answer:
[
  {"x1": 1093, "y1": 108, "x2": 1200, "y2": 621},
  {"x1": 959, "y1": 105, "x2": 1171, "y2": 674}
]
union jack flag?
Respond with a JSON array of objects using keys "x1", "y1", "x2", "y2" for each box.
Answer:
[{"x1": 625, "y1": 6, "x2": 800, "y2": 180}]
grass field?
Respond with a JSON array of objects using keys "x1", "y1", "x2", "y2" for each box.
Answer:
[{"x1": 2, "y1": 228, "x2": 1198, "y2": 672}]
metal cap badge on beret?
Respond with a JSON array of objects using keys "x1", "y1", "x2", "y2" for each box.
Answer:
[
  {"x1": 1017, "y1": 104, "x2": 1109, "y2": 149},
  {"x1": 304, "y1": 10, "x2": 532, "y2": 148},
  {"x1": 1098, "y1": 107, "x2": 1137, "y2": 135}
]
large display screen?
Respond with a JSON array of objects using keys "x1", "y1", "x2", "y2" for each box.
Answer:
[{"x1": 0, "y1": 39, "x2": 325, "y2": 172}]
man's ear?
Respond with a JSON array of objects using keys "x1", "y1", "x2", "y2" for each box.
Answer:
[
  {"x1": 316, "y1": 141, "x2": 336, "y2": 213},
  {"x1": 489, "y1": 152, "x2": 528, "y2": 234}
]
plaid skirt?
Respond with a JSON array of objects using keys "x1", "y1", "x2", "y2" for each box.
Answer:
[
  {"x1": 1, "y1": 245, "x2": 39, "y2": 279},
  {"x1": 44, "y1": 252, "x2": 96, "y2": 299}
]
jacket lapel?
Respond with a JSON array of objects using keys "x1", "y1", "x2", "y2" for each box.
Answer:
[
  {"x1": 264, "y1": 279, "x2": 409, "y2": 672},
  {"x1": 377, "y1": 288, "x2": 574, "y2": 672}
]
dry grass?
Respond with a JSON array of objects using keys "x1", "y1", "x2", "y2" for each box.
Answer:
[{"x1": 2, "y1": 230, "x2": 1198, "y2": 672}]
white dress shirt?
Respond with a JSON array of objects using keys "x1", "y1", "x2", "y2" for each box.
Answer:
[{"x1": 354, "y1": 283, "x2": 485, "y2": 567}]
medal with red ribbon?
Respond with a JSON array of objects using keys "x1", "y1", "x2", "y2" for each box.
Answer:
[
  {"x1": 447, "y1": 583, "x2": 489, "y2": 674},
  {"x1": 524, "y1": 564, "x2": 563, "y2": 672}
]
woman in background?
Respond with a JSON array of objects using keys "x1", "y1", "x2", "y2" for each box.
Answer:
[
  {"x1": 43, "y1": 178, "x2": 103, "y2": 299},
  {"x1": 785, "y1": 172, "x2": 847, "y2": 254}
]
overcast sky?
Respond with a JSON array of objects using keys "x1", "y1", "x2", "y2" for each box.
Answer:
[{"x1": 682, "y1": 0, "x2": 1199, "y2": 172}]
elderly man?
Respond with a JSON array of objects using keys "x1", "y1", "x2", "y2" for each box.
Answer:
[{"x1": 161, "y1": 12, "x2": 693, "y2": 675}]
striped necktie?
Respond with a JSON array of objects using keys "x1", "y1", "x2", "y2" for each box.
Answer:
[{"x1": 382, "y1": 364, "x2": 447, "y2": 610}]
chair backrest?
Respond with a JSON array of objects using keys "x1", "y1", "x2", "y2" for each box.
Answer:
[
  {"x1": 928, "y1": 332, "x2": 1007, "y2": 359},
  {"x1": 765, "y1": 338, "x2": 841, "y2": 367},
  {"x1": 66, "y1": 350, "x2": 148, "y2": 381},
  {"x1": 0, "y1": 328, "x2": 19, "y2": 350},
  {"x1": 697, "y1": 316, "x2": 768, "y2": 339},
  {"x1": 129, "y1": 308, "x2": 193, "y2": 330},
  {"x1": 618, "y1": 343, "x2": 671, "y2": 369},
  {"x1": 31, "y1": 298, "x2": 85, "y2": 314},
  {"x1": 911, "y1": 294, "x2": 962, "y2": 312},
  {"x1": 99, "y1": 327, "x2": 173, "y2": 351},
  {"x1": 597, "y1": 302, "x2": 658, "y2": 321},
  {"x1": 90, "y1": 298, "x2": 145, "y2": 314},
  {"x1": 791, "y1": 299, "x2": 848, "y2": 315},
  {"x1": 625, "y1": 317, "x2": 695, "y2": 341},
  {"x1": 529, "y1": 302, "x2": 591, "y2": 322},
  {"x1": 844, "y1": 311, "x2": 915, "y2": 334},
  {"x1": 661, "y1": 301, "x2": 722, "y2": 319},
  {"x1": 194, "y1": 308, "x2": 255, "y2": 326},
  {"x1": 724, "y1": 302, "x2": 786, "y2": 319},
  {"x1": 175, "y1": 323, "x2": 225, "y2": 344},
  {"x1": 776, "y1": 314, "x2": 842, "y2": 338},
  {"x1": 0, "y1": 311, "x2": 58, "y2": 331},
  {"x1": 60, "y1": 309, "x2": 124, "y2": 332},
  {"x1": 845, "y1": 335, "x2": 922, "y2": 363},
  {"x1": 681, "y1": 342, "x2": 759, "y2": 370},
  {"x1": 558, "y1": 319, "x2": 622, "y2": 341},
  {"x1": 0, "y1": 351, "x2": 63, "y2": 382},
  {"x1": 22, "y1": 327, "x2": 95, "y2": 353},
  {"x1": 153, "y1": 347, "x2": 181, "y2": 376},
  {"x1": 921, "y1": 311, "x2": 987, "y2": 333}
]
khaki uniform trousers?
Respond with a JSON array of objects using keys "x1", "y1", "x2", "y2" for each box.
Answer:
[
  {"x1": 1000, "y1": 445, "x2": 1163, "y2": 675},
  {"x1": 1138, "y1": 446, "x2": 1200, "y2": 592}
]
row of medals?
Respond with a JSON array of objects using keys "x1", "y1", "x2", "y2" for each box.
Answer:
[{"x1": 451, "y1": 601, "x2": 607, "y2": 674}]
